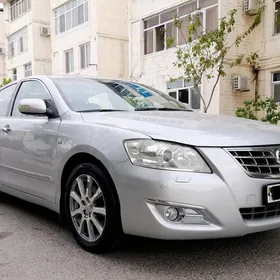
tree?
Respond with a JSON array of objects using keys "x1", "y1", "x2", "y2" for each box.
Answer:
[
  {"x1": 235, "y1": 53, "x2": 280, "y2": 125},
  {"x1": 235, "y1": 3, "x2": 280, "y2": 125},
  {"x1": 168, "y1": 1, "x2": 265, "y2": 113},
  {"x1": 0, "y1": 77, "x2": 12, "y2": 88}
]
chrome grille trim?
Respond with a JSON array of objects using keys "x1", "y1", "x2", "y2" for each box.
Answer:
[{"x1": 224, "y1": 146, "x2": 280, "y2": 179}]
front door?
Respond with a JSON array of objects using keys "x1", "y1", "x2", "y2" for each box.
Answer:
[
  {"x1": 0, "y1": 80, "x2": 61, "y2": 202},
  {"x1": 0, "y1": 82, "x2": 18, "y2": 187}
]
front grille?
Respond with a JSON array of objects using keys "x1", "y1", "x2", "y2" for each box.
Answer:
[
  {"x1": 240, "y1": 205, "x2": 280, "y2": 221},
  {"x1": 226, "y1": 147, "x2": 280, "y2": 178}
]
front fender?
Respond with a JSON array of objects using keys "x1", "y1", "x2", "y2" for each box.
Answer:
[{"x1": 54, "y1": 123, "x2": 150, "y2": 206}]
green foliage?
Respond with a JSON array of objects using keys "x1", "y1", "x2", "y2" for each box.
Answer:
[
  {"x1": 0, "y1": 77, "x2": 12, "y2": 88},
  {"x1": 170, "y1": 0, "x2": 265, "y2": 112},
  {"x1": 123, "y1": 96, "x2": 139, "y2": 108},
  {"x1": 236, "y1": 96, "x2": 280, "y2": 125}
]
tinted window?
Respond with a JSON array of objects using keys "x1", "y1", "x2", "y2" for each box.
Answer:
[
  {"x1": 0, "y1": 84, "x2": 17, "y2": 116},
  {"x1": 52, "y1": 78, "x2": 192, "y2": 112},
  {"x1": 12, "y1": 81, "x2": 51, "y2": 117}
]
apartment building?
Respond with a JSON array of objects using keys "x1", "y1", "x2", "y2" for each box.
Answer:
[
  {"x1": 0, "y1": 0, "x2": 128, "y2": 81},
  {"x1": 129, "y1": 0, "x2": 280, "y2": 115},
  {"x1": 0, "y1": 4, "x2": 5, "y2": 81},
  {"x1": 0, "y1": 0, "x2": 52, "y2": 81},
  {"x1": 50, "y1": 0, "x2": 129, "y2": 79}
]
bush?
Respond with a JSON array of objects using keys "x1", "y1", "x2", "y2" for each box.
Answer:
[
  {"x1": 0, "y1": 78, "x2": 12, "y2": 88},
  {"x1": 236, "y1": 95, "x2": 280, "y2": 125}
]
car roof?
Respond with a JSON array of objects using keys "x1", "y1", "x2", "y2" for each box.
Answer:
[
  {"x1": 1, "y1": 75, "x2": 158, "y2": 94},
  {"x1": 27, "y1": 75, "x2": 129, "y2": 82}
]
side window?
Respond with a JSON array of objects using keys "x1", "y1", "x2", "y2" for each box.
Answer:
[
  {"x1": 0, "y1": 84, "x2": 17, "y2": 117},
  {"x1": 12, "y1": 81, "x2": 51, "y2": 117}
]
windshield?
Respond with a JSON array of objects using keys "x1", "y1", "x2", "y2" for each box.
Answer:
[{"x1": 51, "y1": 78, "x2": 193, "y2": 112}]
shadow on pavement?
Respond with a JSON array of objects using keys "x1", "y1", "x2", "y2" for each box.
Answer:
[
  {"x1": 0, "y1": 192, "x2": 60, "y2": 225},
  {"x1": 1, "y1": 192, "x2": 280, "y2": 278}
]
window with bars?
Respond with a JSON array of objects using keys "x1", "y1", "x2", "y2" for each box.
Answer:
[
  {"x1": 80, "y1": 42, "x2": 90, "y2": 69},
  {"x1": 167, "y1": 79, "x2": 201, "y2": 110},
  {"x1": 273, "y1": 72, "x2": 280, "y2": 103},
  {"x1": 10, "y1": 0, "x2": 31, "y2": 21},
  {"x1": 24, "y1": 63, "x2": 32, "y2": 77},
  {"x1": 8, "y1": 26, "x2": 28, "y2": 58},
  {"x1": 143, "y1": 0, "x2": 218, "y2": 55},
  {"x1": 275, "y1": 0, "x2": 280, "y2": 34},
  {"x1": 54, "y1": 0, "x2": 88, "y2": 35}
]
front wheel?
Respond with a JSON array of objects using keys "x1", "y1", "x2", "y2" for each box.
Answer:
[{"x1": 65, "y1": 163, "x2": 123, "y2": 253}]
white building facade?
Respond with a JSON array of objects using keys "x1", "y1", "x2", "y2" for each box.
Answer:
[
  {"x1": 0, "y1": 0, "x2": 280, "y2": 117},
  {"x1": 0, "y1": 0, "x2": 129, "y2": 81},
  {"x1": 129, "y1": 0, "x2": 280, "y2": 115},
  {"x1": 0, "y1": 0, "x2": 52, "y2": 81},
  {"x1": 50, "y1": 0, "x2": 129, "y2": 79}
]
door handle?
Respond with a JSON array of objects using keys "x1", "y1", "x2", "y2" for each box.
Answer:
[{"x1": 2, "y1": 125, "x2": 11, "y2": 133}]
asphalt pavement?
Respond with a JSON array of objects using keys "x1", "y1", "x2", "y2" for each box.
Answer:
[{"x1": 1, "y1": 192, "x2": 280, "y2": 280}]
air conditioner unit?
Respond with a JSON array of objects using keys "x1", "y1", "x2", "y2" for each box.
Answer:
[
  {"x1": 243, "y1": 0, "x2": 257, "y2": 15},
  {"x1": 232, "y1": 75, "x2": 249, "y2": 92},
  {"x1": 40, "y1": 26, "x2": 50, "y2": 37}
]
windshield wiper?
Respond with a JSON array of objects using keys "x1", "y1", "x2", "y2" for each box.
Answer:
[
  {"x1": 135, "y1": 107, "x2": 192, "y2": 112},
  {"x1": 77, "y1": 109, "x2": 127, "y2": 113}
]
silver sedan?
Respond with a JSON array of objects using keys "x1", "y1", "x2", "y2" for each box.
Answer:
[{"x1": 1, "y1": 75, "x2": 280, "y2": 253}]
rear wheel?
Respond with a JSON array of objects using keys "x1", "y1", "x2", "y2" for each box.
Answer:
[{"x1": 65, "y1": 163, "x2": 123, "y2": 253}]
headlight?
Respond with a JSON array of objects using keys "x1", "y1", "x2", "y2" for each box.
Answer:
[{"x1": 124, "y1": 139, "x2": 211, "y2": 173}]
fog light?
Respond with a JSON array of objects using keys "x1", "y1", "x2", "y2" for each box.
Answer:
[{"x1": 165, "y1": 207, "x2": 179, "y2": 221}]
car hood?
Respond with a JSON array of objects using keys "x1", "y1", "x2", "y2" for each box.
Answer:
[{"x1": 81, "y1": 111, "x2": 280, "y2": 147}]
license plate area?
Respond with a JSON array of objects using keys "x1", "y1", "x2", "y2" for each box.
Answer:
[{"x1": 263, "y1": 184, "x2": 280, "y2": 205}]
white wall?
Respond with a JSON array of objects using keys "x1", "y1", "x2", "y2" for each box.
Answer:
[
  {"x1": 129, "y1": 0, "x2": 280, "y2": 115},
  {"x1": 0, "y1": 11, "x2": 5, "y2": 80},
  {"x1": 3, "y1": 0, "x2": 52, "y2": 80},
  {"x1": 258, "y1": 0, "x2": 280, "y2": 101},
  {"x1": 4, "y1": 2, "x2": 33, "y2": 79},
  {"x1": 51, "y1": 0, "x2": 129, "y2": 79},
  {"x1": 129, "y1": 0, "x2": 221, "y2": 113},
  {"x1": 50, "y1": 0, "x2": 98, "y2": 76},
  {"x1": 218, "y1": 0, "x2": 280, "y2": 116},
  {"x1": 97, "y1": 0, "x2": 129, "y2": 79}
]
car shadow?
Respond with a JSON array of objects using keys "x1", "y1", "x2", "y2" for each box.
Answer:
[
  {"x1": 0, "y1": 192, "x2": 62, "y2": 228},
  {"x1": 1, "y1": 192, "x2": 279, "y2": 278}
]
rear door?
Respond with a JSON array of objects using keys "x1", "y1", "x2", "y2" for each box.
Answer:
[{"x1": 0, "y1": 79, "x2": 60, "y2": 202}]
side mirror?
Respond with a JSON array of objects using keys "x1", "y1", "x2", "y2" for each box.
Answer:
[
  {"x1": 18, "y1": 98, "x2": 59, "y2": 118},
  {"x1": 18, "y1": 98, "x2": 47, "y2": 115}
]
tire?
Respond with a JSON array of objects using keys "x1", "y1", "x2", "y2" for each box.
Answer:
[{"x1": 64, "y1": 163, "x2": 123, "y2": 254}]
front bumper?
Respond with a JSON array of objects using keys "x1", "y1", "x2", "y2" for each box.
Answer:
[{"x1": 111, "y1": 147, "x2": 280, "y2": 240}]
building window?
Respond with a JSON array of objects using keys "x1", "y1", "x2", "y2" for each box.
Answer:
[
  {"x1": 273, "y1": 72, "x2": 280, "y2": 102},
  {"x1": 24, "y1": 63, "x2": 32, "y2": 77},
  {"x1": 12, "y1": 68, "x2": 17, "y2": 81},
  {"x1": 167, "y1": 79, "x2": 201, "y2": 110},
  {"x1": 10, "y1": 0, "x2": 31, "y2": 21},
  {"x1": 65, "y1": 49, "x2": 74, "y2": 73},
  {"x1": 8, "y1": 26, "x2": 28, "y2": 57},
  {"x1": 143, "y1": 0, "x2": 218, "y2": 55},
  {"x1": 275, "y1": 0, "x2": 280, "y2": 34},
  {"x1": 80, "y1": 42, "x2": 90, "y2": 69},
  {"x1": 54, "y1": 0, "x2": 88, "y2": 35}
]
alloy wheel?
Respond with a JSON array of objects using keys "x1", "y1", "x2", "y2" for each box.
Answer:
[{"x1": 69, "y1": 174, "x2": 106, "y2": 242}]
